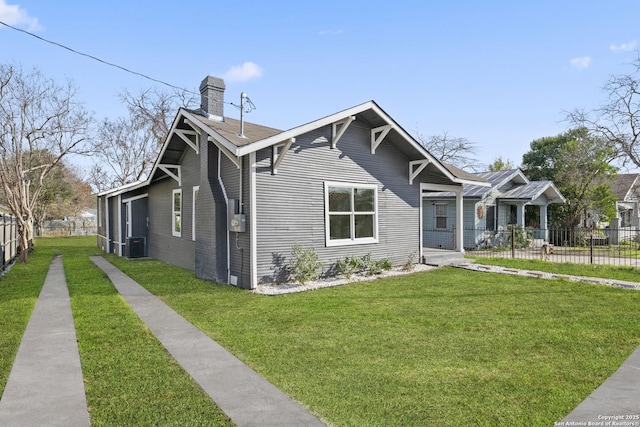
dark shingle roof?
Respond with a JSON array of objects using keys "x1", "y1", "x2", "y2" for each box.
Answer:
[
  {"x1": 194, "y1": 113, "x2": 283, "y2": 147},
  {"x1": 611, "y1": 173, "x2": 640, "y2": 200}
]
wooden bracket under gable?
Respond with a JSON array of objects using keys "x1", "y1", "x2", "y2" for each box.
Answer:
[
  {"x1": 371, "y1": 124, "x2": 392, "y2": 154},
  {"x1": 175, "y1": 129, "x2": 199, "y2": 154},
  {"x1": 409, "y1": 159, "x2": 430, "y2": 185},
  {"x1": 331, "y1": 116, "x2": 356, "y2": 149},
  {"x1": 271, "y1": 138, "x2": 295, "y2": 175},
  {"x1": 158, "y1": 164, "x2": 181, "y2": 186}
]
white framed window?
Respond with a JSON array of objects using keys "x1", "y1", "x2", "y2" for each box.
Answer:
[
  {"x1": 192, "y1": 186, "x2": 199, "y2": 241},
  {"x1": 172, "y1": 189, "x2": 182, "y2": 237},
  {"x1": 325, "y1": 181, "x2": 378, "y2": 247},
  {"x1": 435, "y1": 203, "x2": 448, "y2": 230}
]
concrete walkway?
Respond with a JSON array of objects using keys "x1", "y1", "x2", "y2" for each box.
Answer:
[
  {"x1": 0, "y1": 255, "x2": 90, "y2": 427},
  {"x1": 90, "y1": 256, "x2": 325, "y2": 427}
]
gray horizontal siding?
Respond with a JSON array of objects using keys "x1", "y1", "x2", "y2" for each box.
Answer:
[
  {"x1": 148, "y1": 177, "x2": 195, "y2": 271},
  {"x1": 254, "y1": 120, "x2": 421, "y2": 283}
]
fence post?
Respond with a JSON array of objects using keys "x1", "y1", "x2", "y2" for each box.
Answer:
[
  {"x1": 590, "y1": 225, "x2": 594, "y2": 264},
  {"x1": 452, "y1": 226, "x2": 456, "y2": 251},
  {"x1": 511, "y1": 227, "x2": 516, "y2": 258}
]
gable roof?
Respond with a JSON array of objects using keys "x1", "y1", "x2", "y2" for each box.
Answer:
[
  {"x1": 424, "y1": 168, "x2": 565, "y2": 204},
  {"x1": 147, "y1": 100, "x2": 489, "y2": 188},
  {"x1": 500, "y1": 180, "x2": 565, "y2": 203},
  {"x1": 611, "y1": 173, "x2": 640, "y2": 201}
]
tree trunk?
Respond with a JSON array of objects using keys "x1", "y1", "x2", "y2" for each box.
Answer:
[{"x1": 16, "y1": 214, "x2": 34, "y2": 263}]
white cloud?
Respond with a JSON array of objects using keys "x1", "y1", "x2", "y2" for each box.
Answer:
[
  {"x1": 318, "y1": 29, "x2": 344, "y2": 36},
  {"x1": 610, "y1": 40, "x2": 637, "y2": 52},
  {"x1": 0, "y1": 0, "x2": 41, "y2": 31},
  {"x1": 570, "y1": 56, "x2": 591, "y2": 69},
  {"x1": 223, "y1": 62, "x2": 262, "y2": 83}
]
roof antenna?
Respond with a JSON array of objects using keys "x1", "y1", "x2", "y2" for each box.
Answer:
[{"x1": 231, "y1": 92, "x2": 256, "y2": 138}]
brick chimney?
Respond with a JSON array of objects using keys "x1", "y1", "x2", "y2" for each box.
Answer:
[{"x1": 199, "y1": 76, "x2": 225, "y2": 119}]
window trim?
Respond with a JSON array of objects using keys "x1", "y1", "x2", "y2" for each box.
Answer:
[
  {"x1": 434, "y1": 202, "x2": 448, "y2": 230},
  {"x1": 192, "y1": 186, "x2": 199, "y2": 241},
  {"x1": 172, "y1": 188, "x2": 182, "y2": 237},
  {"x1": 324, "y1": 181, "x2": 378, "y2": 247}
]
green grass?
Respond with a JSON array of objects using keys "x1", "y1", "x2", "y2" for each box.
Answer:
[
  {"x1": 5, "y1": 236, "x2": 640, "y2": 426},
  {"x1": 467, "y1": 256, "x2": 640, "y2": 282},
  {"x1": 106, "y1": 253, "x2": 640, "y2": 426},
  {"x1": 2, "y1": 237, "x2": 233, "y2": 426}
]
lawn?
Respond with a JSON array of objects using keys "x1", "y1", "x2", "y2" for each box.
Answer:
[
  {"x1": 105, "y1": 248, "x2": 640, "y2": 426},
  {"x1": 467, "y1": 256, "x2": 640, "y2": 283},
  {"x1": 0, "y1": 237, "x2": 233, "y2": 426},
  {"x1": 2, "y1": 237, "x2": 640, "y2": 426}
]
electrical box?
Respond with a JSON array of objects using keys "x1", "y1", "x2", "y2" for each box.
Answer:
[{"x1": 228, "y1": 199, "x2": 246, "y2": 232}]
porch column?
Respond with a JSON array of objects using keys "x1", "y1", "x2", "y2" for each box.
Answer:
[
  {"x1": 539, "y1": 204, "x2": 548, "y2": 241},
  {"x1": 633, "y1": 202, "x2": 640, "y2": 228},
  {"x1": 516, "y1": 203, "x2": 525, "y2": 228},
  {"x1": 455, "y1": 187, "x2": 464, "y2": 253}
]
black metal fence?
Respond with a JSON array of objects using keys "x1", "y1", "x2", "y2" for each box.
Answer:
[
  {"x1": 424, "y1": 225, "x2": 640, "y2": 267},
  {"x1": 1, "y1": 213, "x2": 18, "y2": 271}
]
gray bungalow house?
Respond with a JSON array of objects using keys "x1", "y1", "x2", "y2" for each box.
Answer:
[
  {"x1": 423, "y1": 169, "x2": 565, "y2": 249},
  {"x1": 611, "y1": 173, "x2": 640, "y2": 227},
  {"x1": 97, "y1": 76, "x2": 487, "y2": 289}
]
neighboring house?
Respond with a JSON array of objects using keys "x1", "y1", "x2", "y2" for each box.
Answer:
[
  {"x1": 0, "y1": 204, "x2": 10, "y2": 215},
  {"x1": 423, "y1": 169, "x2": 565, "y2": 249},
  {"x1": 611, "y1": 173, "x2": 640, "y2": 227},
  {"x1": 97, "y1": 76, "x2": 487, "y2": 289}
]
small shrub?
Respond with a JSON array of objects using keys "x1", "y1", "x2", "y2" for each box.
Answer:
[
  {"x1": 337, "y1": 255, "x2": 365, "y2": 279},
  {"x1": 380, "y1": 258, "x2": 393, "y2": 271},
  {"x1": 289, "y1": 242, "x2": 322, "y2": 285},
  {"x1": 403, "y1": 251, "x2": 417, "y2": 271},
  {"x1": 367, "y1": 257, "x2": 393, "y2": 276}
]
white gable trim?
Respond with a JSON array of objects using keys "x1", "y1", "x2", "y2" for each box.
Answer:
[
  {"x1": 331, "y1": 116, "x2": 356, "y2": 149},
  {"x1": 158, "y1": 164, "x2": 181, "y2": 186}
]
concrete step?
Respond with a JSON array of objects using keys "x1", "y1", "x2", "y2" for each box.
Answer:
[{"x1": 422, "y1": 249, "x2": 471, "y2": 267}]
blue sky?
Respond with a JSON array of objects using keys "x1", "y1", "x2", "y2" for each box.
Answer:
[{"x1": 2, "y1": 0, "x2": 640, "y2": 172}]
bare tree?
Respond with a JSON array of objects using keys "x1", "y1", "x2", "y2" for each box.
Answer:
[
  {"x1": 89, "y1": 87, "x2": 196, "y2": 191},
  {"x1": 415, "y1": 131, "x2": 480, "y2": 171},
  {"x1": 0, "y1": 64, "x2": 91, "y2": 261},
  {"x1": 119, "y1": 87, "x2": 196, "y2": 144},
  {"x1": 567, "y1": 53, "x2": 640, "y2": 168},
  {"x1": 90, "y1": 116, "x2": 156, "y2": 191}
]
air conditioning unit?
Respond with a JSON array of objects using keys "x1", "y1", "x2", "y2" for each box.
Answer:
[{"x1": 126, "y1": 236, "x2": 146, "y2": 258}]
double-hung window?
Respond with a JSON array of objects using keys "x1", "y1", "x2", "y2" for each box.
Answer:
[
  {"x1": 172, "y1": 189, "x2": 182, "y2": 237},
  {"x1": 325, "y1": 182, "x2": 377, "y2": 246},
  {"x1": 435, "y1": 203, "x2": 448, "y2": 230}
]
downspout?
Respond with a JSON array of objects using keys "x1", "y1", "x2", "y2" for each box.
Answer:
[
  {"x1": 250, "y1": 151, "x2": 257, "y2": 289},
  {"x1": 117, "y1": 195, "x2": 122, "y2": 256},
  {"x1": 217, "y1": 148, "x2": 230, "y2": 284},
  {"x1": 105, "y1": 196, "x2": 110, "y2": 252},
  {"x1": 419, "y1": 184, "x2": 425, "y2": 263}
]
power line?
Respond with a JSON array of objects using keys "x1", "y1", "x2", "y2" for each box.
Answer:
[{"x1": 0, "y1": 19, "x2": 197, "y2": 95}]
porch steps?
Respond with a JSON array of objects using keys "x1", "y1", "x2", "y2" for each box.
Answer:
[{"x1": 422, "y1": 249, "x2": 472, "y2": 267}]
